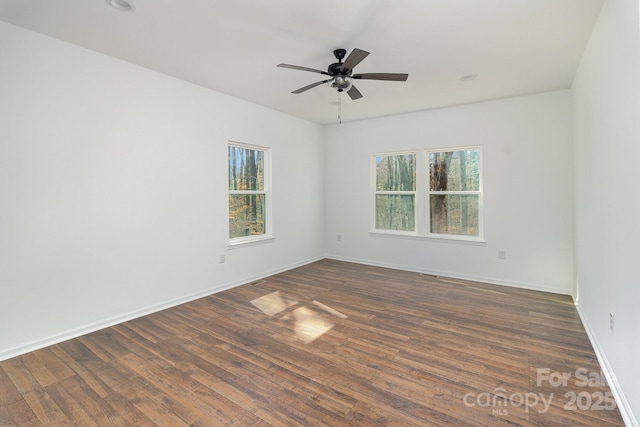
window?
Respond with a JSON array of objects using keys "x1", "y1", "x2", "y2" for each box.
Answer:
[
  {"x1": 228, "y1": 143, "x2": 270, "y2": 243},
  {"x1": 373, "y1": 152, "x2": 416, "y2": 232},
  {"x1": 427, "y1": 147, "x2": 482, "y2": 238},
  {"x1": 371, "y1": 147, "x2": 483, "y2": 241}
]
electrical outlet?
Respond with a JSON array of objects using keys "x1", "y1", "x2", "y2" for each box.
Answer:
[
  {"x1": 498, "y1": 250, "x2": 506, "y2": 260},
  {"x1": 609, "y1": 313, "x2": 614, "y2": 332},
  {"x1": 219, "y1": 254, "x2": 226, "y2": 264}
]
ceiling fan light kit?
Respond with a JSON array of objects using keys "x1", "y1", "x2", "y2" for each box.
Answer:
[
  {"x1": 328, "y1": 76, "x2": 352, "y2": 92},
  {"x1": 277, "y1": 48, "x2": 408, "y2": 101}
]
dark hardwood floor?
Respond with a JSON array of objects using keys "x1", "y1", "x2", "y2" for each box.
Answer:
[{"x1": 0, "y1": 259, "x2": 626, "y2": 426}]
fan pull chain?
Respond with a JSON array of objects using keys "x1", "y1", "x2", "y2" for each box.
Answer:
[{"x1": 338, "y1": 92, "x2": 342, "y2": 124}]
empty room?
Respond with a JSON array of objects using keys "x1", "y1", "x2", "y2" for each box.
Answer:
[{"x1": 0, "y1": 0, "x2": 638, "y2": 426}]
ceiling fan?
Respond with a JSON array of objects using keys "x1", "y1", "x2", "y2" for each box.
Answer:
[{"x1": 277, "y1": 48, "x2": 408, "y2": 100}]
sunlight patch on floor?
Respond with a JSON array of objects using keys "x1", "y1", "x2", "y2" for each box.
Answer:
[
  {"x1": 291, "y1": 306, "x2": 335, "y2": 344},
  {"x1": 312, "y1": 300, "x2": 348, "y2": 319},
  {"x1": 250, "y1": 291, "x2": 297, "y2": 316},
  {"x1": 250, "y1": 291, "x2": 348, "y2": 344}
]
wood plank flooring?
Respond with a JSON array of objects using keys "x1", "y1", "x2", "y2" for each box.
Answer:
[{"x1": 0, "y1": 259, "x2": 626, "y2": 426}]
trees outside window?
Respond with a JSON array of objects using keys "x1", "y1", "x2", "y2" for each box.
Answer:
[
  {"x1": 228, "y1": 143, "x2": 269, "y2": 241},
  {"x1": 428, "y1": 148, "x2": 481, "y2": 237},
  {"x1": 373, "y1": 152, "x2": 416, "y2": 232},
  {"x1": 371, "y1": 147, "x2": 482, "y2": 240}
]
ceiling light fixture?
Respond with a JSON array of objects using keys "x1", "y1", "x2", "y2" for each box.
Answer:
[
  {"x1": 328, "y1": 76, "x2": 352, "y2": 92},
  {"x1": 106, "y1": 0, "x2": 135, "y2": 12}
]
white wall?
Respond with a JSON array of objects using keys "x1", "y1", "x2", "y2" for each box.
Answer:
[
  {"x1": 324, "y1": 90, "x2": 575, "y2": 294},
  {"x1": 572, "y1": 0, "x2": 640, "y2": 424},
  {"x1": 0, "y1": 21, "x2": 325, "y2": 360},
  {"x1": 3, "y1": 7, "x2": 638, "y2": 423}
]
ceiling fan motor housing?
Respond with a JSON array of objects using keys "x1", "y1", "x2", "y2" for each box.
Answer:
[
  {"x1": 328, "y1": 62, "x2": 348, "y2": 75},
  {"x1": 329, "y1": 48, "x2": 350, "y2": 75}
]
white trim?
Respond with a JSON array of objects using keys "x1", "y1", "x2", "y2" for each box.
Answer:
[
  {"x1": 368, "y1": 231, "x2": 487, "y2": 245},
  {"x1": 325, "y1": 254, "x2": 569, "y2": 295},
  {"x1": 371, "y1": 149, "x2": 419, "y2": 158},
  {"x1": 228, "y1": 141, "x2": 272, "y2": 244},
  {"x1": 370, "y1": 147, "x2": 483, "y2": 241},
  {"x1": 426, "y1": 146, "x2": 483, "y2": 240},
  {"x1": 375, "y1": 191, "x2": 416, "y2": 196},
  {"x1": 575, "y1": 302, "x2": 639, "y2": 427},
  {"x1": 426, "y1": 190, "x2": 481, "y2": 195},
  {"x1": 228, "y1": 140, "x2": 265, "y2": 151},
  {"x1": 0, "y1": 255, "x2": 324, "y2": 362},
  {"x1": 228, "y1": 236, "x2": 275, "y2": 249},
  {"x1": 368, "y1": 230, "x2": 421, "y2": 239},
  {"x1": 371, "y1": 151, "x2": 418, "y2": 233}
]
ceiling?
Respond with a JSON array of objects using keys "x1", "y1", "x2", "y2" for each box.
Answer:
[{"x1": 0, "y1": 0, "x2": 603, "y2": 125}]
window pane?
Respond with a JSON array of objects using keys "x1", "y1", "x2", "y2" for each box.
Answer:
[
  {"x1": 229, "y1": 194, "x2": 265, "y2": 238},
  {"x1": 376, "y1": 154, "x2": 416, "y2": 191},
  {"x1": 376, "y1": 194, "x2": 415, "y2": 231},
  {"x1": 429, "y1": 149, "x2": 480, "y2": 191},
  {"x1": 430, "y1": 194, "x2": 479, "y2": 236},
  {"x1": 229, "y1": 146, "x2": 264, "y2": 191}
]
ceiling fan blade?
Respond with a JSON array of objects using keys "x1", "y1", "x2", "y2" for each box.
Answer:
[
  {"x1": 340, "y1": 48, "x2": 370, "y2": 72},
  {"x1": 277, "y1": 63, "x2": 330, "y2": 76},
  {"x1": 352, "y1": 73, "x2": 408, "y2": 81},
  {"x1": 292, "y1": 80, "x2": 329, "y2": 94},
  {"x1": 347, "y1": 85, "x2": 363, "y2": 100}
]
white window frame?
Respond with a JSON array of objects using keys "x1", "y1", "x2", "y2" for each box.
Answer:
[
  {"x1": 369, "y1": 146, "x2": 484, "y2": 244},
  {"x1": 228, "y1": 141, "x2": 273, "y2": 247},
  {"x1": 425, "y1": 146, "x2": 483, "y2": 242},
  {"x1": 370, "y1": 150, "x2": 419, "y2": 236}
]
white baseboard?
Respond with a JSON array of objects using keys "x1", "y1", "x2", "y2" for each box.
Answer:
[
  {"x1": 325, "y1": 255, "x2": 572, "y2": 295},
  {"x1": 5, "y1": 255, "x2": 635, "y2": 427},
  {"x1": 575, "y1": 302, "x2": 638, "y2": 427},
  {"x1": 0, "y1": 255, "x2": 324, "y2": 362},
  {"x1": 327, "y1": 255, "x2": 636, "y2": 426}
]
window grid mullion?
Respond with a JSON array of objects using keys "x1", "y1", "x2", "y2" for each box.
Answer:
[
  {"x1": 375, "y1": 191, "x2": 416, "y2": 195},
  {"x1": 230, "y1": 190, "x2": 266, "y2": 195},
  {"x1": 428, "y1": 191, "x2": 481, "y2": 195}
]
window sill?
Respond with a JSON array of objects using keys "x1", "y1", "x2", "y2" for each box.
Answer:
[
  {"x1": 228, "y1": 236, "x2": 275, "y2": 249},
  {"x1": 369, "y1": 231, "x2": 486, "y2": 246}
]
